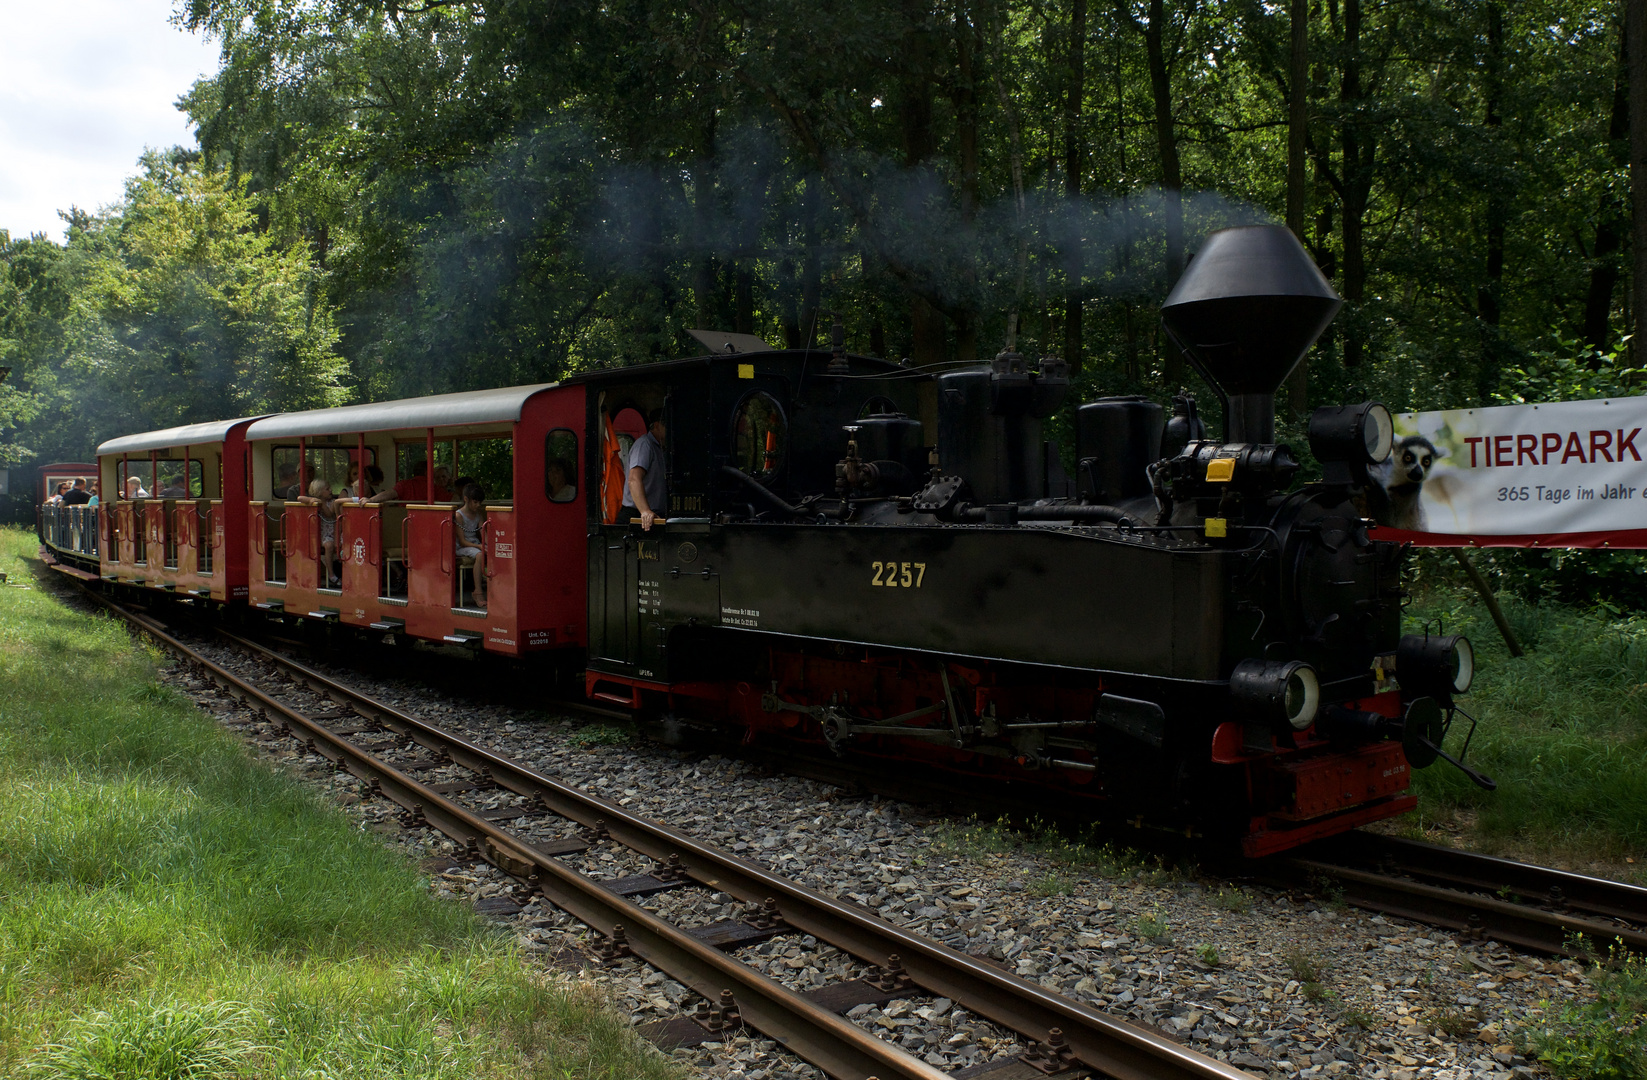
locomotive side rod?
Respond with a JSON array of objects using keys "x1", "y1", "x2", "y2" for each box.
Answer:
[
  {"x1": 83, "y1": 592, "x2": 957, "y2": 1080},
  {"x1": 200, "y1": 624, "x2": 1254, "y2": 1080}
]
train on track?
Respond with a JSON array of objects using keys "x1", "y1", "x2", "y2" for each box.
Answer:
[{"x1": 37, "y1": 225, "x2": 1480, "y2": 855}]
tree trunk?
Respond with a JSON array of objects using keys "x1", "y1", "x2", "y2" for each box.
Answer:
[
  {"x1": 1284, "y1": 0, "x2": 1310, "y2": 415},
  {"x1": 952, "y1": 2, "x2": 983, "y2": 364},
  {"x1": 1339, "y1": 0, "x2": 1368, "y2": 368},
  {"x1": 694, "y1": 116, "x2": 720, "y2": 331},
  {"x1": 1585, "y1": 25, "x2": 1630, "y2": 352},
  {"x1": 1065, "y1": 0, "x2": 1086, "y2": 372},
  {"x1": 801, "y1": 173, "x2": 821, "y2": 348},
  {"x1": 898, "y1": 10, "x2": 945, "y2": 367},
  {"x1": 734, "y1": 266, "x2": 754, "y2": 335},
  {"x1": 1630, "y1": 0, "x2": 1647, "y2": 360},
  {"x1": 1140, "y1": 0, "x2": 1185, "y2": 383},
  {"x1": 1477, "y1": 2, "x2": 1506, "y2": 400}
]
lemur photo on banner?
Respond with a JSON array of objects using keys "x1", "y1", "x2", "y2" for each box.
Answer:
[{"x1": 1365, "y1": 396, "x2": 1647, "y2": 548}]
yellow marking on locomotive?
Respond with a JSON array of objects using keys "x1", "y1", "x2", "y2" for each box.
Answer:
[
  {"x1": 1204, "y1": 517, "x2": 1228, "y2": 538},
  {"x1": 1205, "y1": 458, "x2": 1236, "y2": 482},
  {"x1": 871, "y1": 561, "x2": 927, "y2": 588},
  {"x1": 737, "y1": 363, "x2": 755, "y2": 379}
]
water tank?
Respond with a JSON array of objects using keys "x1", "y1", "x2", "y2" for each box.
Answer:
[
  {"x1": 937, "y1": 371, "x2": 1043, "y2": 504},
  {"x1": 1077, "y1": 397, "x2": 1164, "y2": 503}
]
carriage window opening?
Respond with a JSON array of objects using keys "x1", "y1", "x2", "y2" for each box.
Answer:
[
  {"x1": 395, "y1": 440, "x2": 457, "y2": 501},
  {"x1": 545, "y1": 429, "x2": 578, "y2": 502},
  {"x1": 271, "y1": 445, "x2": 376, "y2": 500},
  {"x1": 119, "y1": 460, "x2": 154, "y2": 498},
  {"x1": 458, "y1": 436, "x2": 513, "y2": 501},
  {"x1": 155, "y1": 459, "x2": 203, "y2": 498},
  {"x1": 732, "y1": 392, "x2": 787, "y2": 480}
]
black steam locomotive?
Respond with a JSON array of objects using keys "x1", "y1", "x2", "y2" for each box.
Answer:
[{"x1": 580, "y1": 225, "x2": 1479, "y2": 855}]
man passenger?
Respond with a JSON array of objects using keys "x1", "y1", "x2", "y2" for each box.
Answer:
[
  {"x1": 124, "y1": 476, "x2": 149, "y2": 499},
  {"x1": 621, "y1": 408, "x2": 667, "y2": 531},
  {"x1": 365, "y1": 461, "x2": 452, "y2": 504},
  {"x1": 61, "y1": 478, "x2": 91, "y2": 506}
]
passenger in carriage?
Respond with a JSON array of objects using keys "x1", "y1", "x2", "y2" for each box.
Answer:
[
  {"x1": 47, "y1": 482, "x2": 68, "y2": 505},
  {"x1": 274, "y1": 463, "x2": 301, "y2": 500},
  {"x1": 157, "y1": 473, "x2": 189, "y2": 498},
  {"x1": 454, "y1": 483, "x2": 488, "y2": 608},
  {"x1": 86, "y1": 481, "x2": 100, "y2": 508},
  {"x1": 124, "y1": 476, "x2": 149, "y2": 499},
  {"x1": 296, "y1": 478, "x2": 341, "y2": 587},
  {"x1": 346, "y1": 461, "x2": 388, "y2": 499},
  {"x1": 365, "y1": 461, "x2": 452, "y2": 503},
  {"x1": 546, "y1": 458, "x2": 575, "y2": 501},
  {"x1": 62, "y1": 478, "x2": 91, "y2": 506}
]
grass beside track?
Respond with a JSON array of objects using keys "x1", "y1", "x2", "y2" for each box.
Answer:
[
  {"x1": 0, "y1": 528, "x2": 679, "y2": 1080},
  {"x1": 1403, "y1": 580, "x2": 1647, "y2": 872}
]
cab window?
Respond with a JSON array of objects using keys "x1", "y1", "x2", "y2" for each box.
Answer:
[{"x1": 732, "y1": 391, "x2": 786, "y2": 479}]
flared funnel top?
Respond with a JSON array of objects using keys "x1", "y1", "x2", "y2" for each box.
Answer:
[{"x1": 1161, "y1": 225, "x2": 1341, "y2": 402}]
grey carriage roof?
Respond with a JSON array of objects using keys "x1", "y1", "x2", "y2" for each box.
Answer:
[
  {"x1": 244, "y1": 383, "x2": 558, "y2": 440},
  {"x1": 97, "y1": 417, "x2": 268, "y2": 457}
]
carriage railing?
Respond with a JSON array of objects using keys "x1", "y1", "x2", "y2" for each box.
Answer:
[
  {"x1": 162, "y1": 500, "x2": 180, "y2": 570},
  {"x1": 262, "y1": 503, "x2": 286, "y2": 584},
  {"x1": 196, "y1": 501, "x2": 214, "y2": 575},
  {"x1": 132, "y1": 501, "x2": 148, "y2": 565}
]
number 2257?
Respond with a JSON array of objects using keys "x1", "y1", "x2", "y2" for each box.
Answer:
[{"x1": 871, "y1": 561, "x2": 926, "y2": 588}]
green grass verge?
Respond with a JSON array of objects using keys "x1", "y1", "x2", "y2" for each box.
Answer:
[
  {"x1": 1404, "y1": 576, "x2": 1647, "y2": 866},
  {"x1": 0, "y1": 528, "x2": 680, "y2": 1080}
]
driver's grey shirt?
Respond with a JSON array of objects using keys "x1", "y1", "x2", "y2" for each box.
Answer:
[{"x1": 621, "y1": 431, "x2": 667, "y2": 512}]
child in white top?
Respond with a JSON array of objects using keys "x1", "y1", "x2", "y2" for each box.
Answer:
[{"x1": 455, "y1": 483, "x2": 487, "y2": 608}]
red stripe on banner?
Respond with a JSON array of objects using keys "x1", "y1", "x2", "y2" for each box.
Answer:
[{"x1": 1370, "y1": 526, "x2": 1647, "y2": 549}]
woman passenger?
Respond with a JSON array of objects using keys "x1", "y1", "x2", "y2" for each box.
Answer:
[
  {"x1": 455, "y1": 483, "x2": 487, "y2": 608},
  {"x1": 296, "y1": 478, "x2": 341, "y2": 587}
]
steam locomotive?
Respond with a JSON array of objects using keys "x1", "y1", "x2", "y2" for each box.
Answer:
[{"x1": 39, "y1": 225, "x2": 1479, "y2": 855}]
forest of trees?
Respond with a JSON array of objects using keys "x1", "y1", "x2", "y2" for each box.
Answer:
[{"x1": 0, "y1": 0, "x2": 1639, "y2": 507}]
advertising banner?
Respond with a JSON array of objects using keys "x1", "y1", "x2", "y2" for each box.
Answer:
[{"x1": 1367, "y1": 396, "x2": 1647, "y2": 548}]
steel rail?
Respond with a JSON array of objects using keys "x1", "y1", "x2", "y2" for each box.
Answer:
[
  {"x1": 1283, "y1": 834, "x2": 1647, "y2": 956},
  {"x1": 86, "y1": 595, "x2": 951, "y2": 1080},
  {"x1": 1330, "y1": 833, "x2": 1647, "y2": 926},
  {"x1": 88, "y1": 594, "x2": 1252, "y2": 1080},
  {"x1": 201, "y1": 625, "x2": 1251, "y2": 1080},
  {"x1": 1282, "y1": 859, "x2": 1647, "y2": 956}
]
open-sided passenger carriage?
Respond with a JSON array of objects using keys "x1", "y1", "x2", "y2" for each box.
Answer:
[
  {"x1": 240, "y1": 384, "x2": 587, "y2": 657},
  {"x1": 35, "y1": 461, "x2": 100, "y2": 568},
  {"x1": 94, "y1": 421, "x2": 262, "y2": 600}
]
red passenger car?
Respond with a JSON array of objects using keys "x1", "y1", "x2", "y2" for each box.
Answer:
[
  {"x1": 95, "y1": 420, "x2": 262, "y2": 600},
  {"x1": 241, "y1": 383, "x2": 587, "y2": 657}
]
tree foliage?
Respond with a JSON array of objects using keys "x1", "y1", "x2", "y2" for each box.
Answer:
[{"x1": 0, "y1": 0, "x2": 1638, "y2": 517}]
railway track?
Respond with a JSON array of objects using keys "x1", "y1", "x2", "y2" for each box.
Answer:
[
  {"x1": 86, "y1": 587, "x2": 1250, "y2": 1080},
  {"x1": 91, "y1": 578, "x2": 1647, "y2": 966},
  {"x1": 1285, "y1": 832, "x2": 1647, "y2": 958}
]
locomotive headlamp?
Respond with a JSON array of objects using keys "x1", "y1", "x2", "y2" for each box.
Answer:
[
  {"x1": 1397, "y1": 633, "x2": 1474, "y2": 698},
  {"x1": 1308, "y1": 402, "x2": 1393, "y2": 465},
  {"x1": 1230, "y1": 658, "x2": 1321, "y2": 731}
]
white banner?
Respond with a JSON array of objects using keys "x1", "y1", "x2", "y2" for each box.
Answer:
[{"x1": 1366, "y1": 396, "x2": 1647, "y2": 547}]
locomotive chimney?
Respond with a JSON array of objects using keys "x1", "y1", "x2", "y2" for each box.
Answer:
[{"x1": 1159, "y1": 225, "x2": 1341, "y2": 445}]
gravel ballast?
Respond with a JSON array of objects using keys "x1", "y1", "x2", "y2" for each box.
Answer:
[{"x1": 157, "y1": 636, "x2": 1595, "y2": 1080}]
